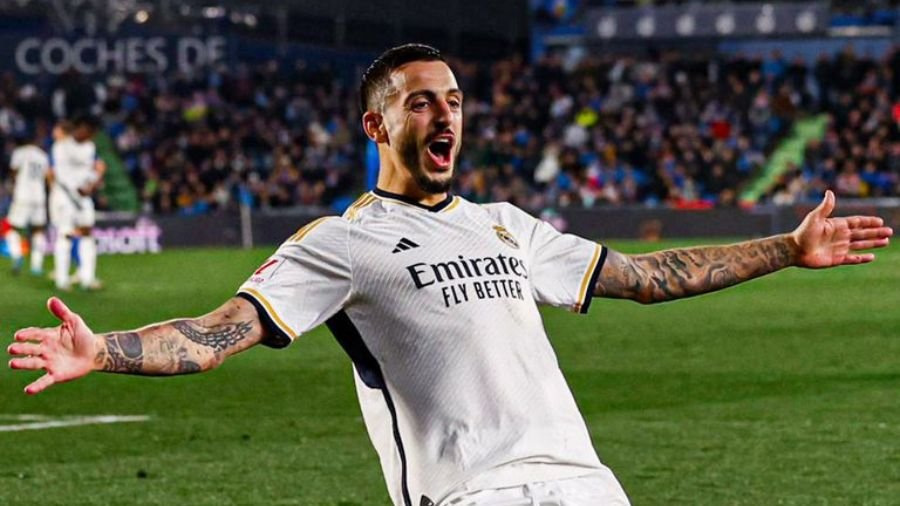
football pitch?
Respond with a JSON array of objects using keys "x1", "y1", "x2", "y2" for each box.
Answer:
[{"x1": 0, "y1": 240, "x2": 897, "y2": 505}]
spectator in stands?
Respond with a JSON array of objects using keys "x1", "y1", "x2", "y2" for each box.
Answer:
[{"x1": 3, "y1": 46, "x2": 900, "y2": 215}]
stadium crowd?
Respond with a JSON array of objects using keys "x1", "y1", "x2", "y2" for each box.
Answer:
[
  {"x1": 768, "y1": 47, "x2": 900, "y2": 204},
  {"x1": 1, "y1": 46, "x2": 900, "y2": 216}
]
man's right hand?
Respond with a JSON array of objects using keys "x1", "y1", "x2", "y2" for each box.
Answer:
[{"x1": 7, "y1": 297, "x2": 99, "y2": 395}]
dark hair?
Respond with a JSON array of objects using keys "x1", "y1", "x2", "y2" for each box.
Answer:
[
  {"x1": 359, "y1": 43, "x2": 445, "y2": 113},
  {"x1": 70, "y1": 113, "x2": 99, "y2": 130},
  {"x1": 55, "y1": 119, "x2": 73, "y2": 133},
  {"x1": 11, "y1": 129, "x2": 32, "y2": 145}
]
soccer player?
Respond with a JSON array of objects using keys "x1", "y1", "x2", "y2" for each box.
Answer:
[
  {"x1": 5, "y1": 132, "x2": 50, "y2": 275},
  {"x1": 49, "y1": 115, "x2": 105, "y2": 291},
  {"x1": 7, "y1": 45, "x2": 893, "y2": 506}
]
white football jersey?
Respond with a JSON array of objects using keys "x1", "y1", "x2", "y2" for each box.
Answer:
[
  {"x1": 10, "y1": 145, "x2": 49, "y2": 204},
  {"x1": 51, "y1": 137, "x2": 97, "y2": 196},
  {"x1": 238, "y1": 189, "x2": 608, "y2": 506}
]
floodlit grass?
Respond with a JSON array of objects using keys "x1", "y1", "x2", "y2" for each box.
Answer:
[{"x1": 0, "y1": 240, "x2": 897, "y2": 505}]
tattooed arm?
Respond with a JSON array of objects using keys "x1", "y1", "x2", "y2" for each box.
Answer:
[
  {"x1": 8, "y1": 297, "x2": 268, "y2": 394},
  {"x1": 596, "y1": 191, "x2": 892, "y2": 304},
  {"x1": 95, "y1": 298, "x2": 262, "y2": 375},
  {"x1": 597, "y1": 235, "x2": 798, "y2": 304}
]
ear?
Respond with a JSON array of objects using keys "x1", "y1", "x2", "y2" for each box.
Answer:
[{"x1": 362, "y1": 111, "x2": 388, "y2": 143}]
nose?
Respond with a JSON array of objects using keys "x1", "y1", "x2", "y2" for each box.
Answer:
[{"x1": 433, "y1": 98, "x2": 453, "y2": 127}]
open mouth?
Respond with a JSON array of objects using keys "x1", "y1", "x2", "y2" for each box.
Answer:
[{"x1": 426, "y1": 137, "x2": 453, "y2": 168}]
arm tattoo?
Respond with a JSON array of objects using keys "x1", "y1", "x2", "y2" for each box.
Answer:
[
  {"x1": 596, "y1": 235, "x2": 798, "y2": 304},
  {"x1": 97, "y1": 316, "x2": 256, "y2": 375},
  {"x1": 172, "y1": 320, "x2": 254, "y2": 352},
  {"x1": 100, "y1": 333, "x2": 144, "y2": 373},
  {"x1": 176, "y1": 347, "x2": 202, "y2": 373},
  {"x1": 154, "y1": 335, "x2": 204, "y2": 374}
]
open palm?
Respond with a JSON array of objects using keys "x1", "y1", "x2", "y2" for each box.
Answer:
[
  {"x1": 7, "y1": 297, "x2": 98, "y2": 395},
  {"x1": 791, "y1": 191, "x2": 893, "y2": 269}
]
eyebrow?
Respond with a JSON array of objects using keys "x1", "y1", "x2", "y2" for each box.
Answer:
[{"x1": 403, "y1": 88, "x2": 464, "y2": 105}]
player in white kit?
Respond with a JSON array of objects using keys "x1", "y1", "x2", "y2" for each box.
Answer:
[
  {"x1": 5, "y1": 133, "x2": 50, "y2": 275},
  {"x1": 49, "y1": 115, "x2": 105, "y2": 291},
  {"x1": 7, "y1": 45, "x2": 893, "y2": 505}
]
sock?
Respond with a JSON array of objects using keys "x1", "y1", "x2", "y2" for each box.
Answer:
[
  {"x1": 6, "y1": 229, "x2": 22, "y2": 262},
  {"x1": 78, "y1": 236, "x2": 97, "y2": 287},
  {"x1": 31, "y1": 231, "x2": 46, "y2": 272},
  {"x1": 54, "y1": 235, "x2": 71, "y2": 288}
]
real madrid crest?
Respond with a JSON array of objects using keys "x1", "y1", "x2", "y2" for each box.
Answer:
[{"x1": 493, "y1": 225, "x2": 519, "y2": 249}]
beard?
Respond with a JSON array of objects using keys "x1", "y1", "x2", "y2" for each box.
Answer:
[
  {"x1": 414, "y1": 168, "x2": 453, "y2": 194},
  {"x1": 399, "y1": 134, "x2": 455, "y2": 194}
]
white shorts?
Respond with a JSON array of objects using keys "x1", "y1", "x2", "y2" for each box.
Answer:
[
  {"x1": 49, "y1": 190, "x2": 95, "y2": 235},
  {"x1": 7, "y1": 200, "x2": 47, "y2": 228},
  {"x1": 441, "y1": 469, "x2": 631, "y2": 506}
]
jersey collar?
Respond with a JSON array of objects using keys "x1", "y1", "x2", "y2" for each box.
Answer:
[{"x1": 372, "y1": 187, "x2": 455, "y2": 213}]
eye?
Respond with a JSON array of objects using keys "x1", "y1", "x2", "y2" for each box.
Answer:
[
  {"x1": 411, "y1": 100, "x2": 430, "y2": 111},
  {"x1": 448, "y1": 99, "x2": 462, "y2": 109}
]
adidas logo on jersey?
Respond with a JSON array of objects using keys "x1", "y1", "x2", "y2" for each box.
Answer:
[{"x1": 392, "y1": 237, "x2": 420, "y2": 254}]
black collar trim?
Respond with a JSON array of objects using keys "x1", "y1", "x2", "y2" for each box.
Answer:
[{"x1": 372, "y1": 188, "x2": 454, "y2": 213}]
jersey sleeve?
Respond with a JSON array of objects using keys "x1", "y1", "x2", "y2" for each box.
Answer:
[
  {"x1": 237, "y1": 217, "x2": 352, "y2": 348},
  {"x1": 492, "y1": 203, "x2": 606, "y2": 313}
]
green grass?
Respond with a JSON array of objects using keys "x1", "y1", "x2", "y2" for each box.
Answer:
[{"x1": 0, "y1": 241, "x2": 897, "y2": 505}]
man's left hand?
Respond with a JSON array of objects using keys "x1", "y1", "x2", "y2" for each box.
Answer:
[{"x1": 791, "y1": 190, "x2": 893, "y2": 269}]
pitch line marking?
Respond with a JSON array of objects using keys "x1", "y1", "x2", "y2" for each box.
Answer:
[
  {"x1": 0, "y1": 414, "x2": 52, "y2": 421},
  {"x1": 0, "y1": 415, "x2": 150, "y2": 433}
]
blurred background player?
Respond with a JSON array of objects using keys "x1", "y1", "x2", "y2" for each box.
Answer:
[
  {"x1": 49, "y1": 115, "x2": 105, "y2": 291},
  {"x1": 5, "y1": 131, "x2": 50, "y2": 275}
]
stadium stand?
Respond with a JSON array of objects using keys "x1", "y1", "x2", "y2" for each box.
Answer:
[
  {"x1": 765, "y1": 46, "x2": 900, "y2": 203},
  {"x1": 1, "y1": 46, "x2": 899, "y2": 215}
]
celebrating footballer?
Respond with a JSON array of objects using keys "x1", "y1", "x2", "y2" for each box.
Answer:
[{"x1": 7, "y1": 45, "x2": 893, "y2": 506}]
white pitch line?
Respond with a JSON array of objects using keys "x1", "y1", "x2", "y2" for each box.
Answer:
[
  {"x1": 0, "y1": 415, "x2": 150, "y2": 432},
  {"x1": 0, "y1": 414, "x2": 52, "y2": 421}
]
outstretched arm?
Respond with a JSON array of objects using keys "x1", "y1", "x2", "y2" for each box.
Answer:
[
  {"x1": 8, "y1": 296, "x2": 267, "y2": 395},
  {"x1": 596, "y1": 191, "x2": 893, "y2": 304}
]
